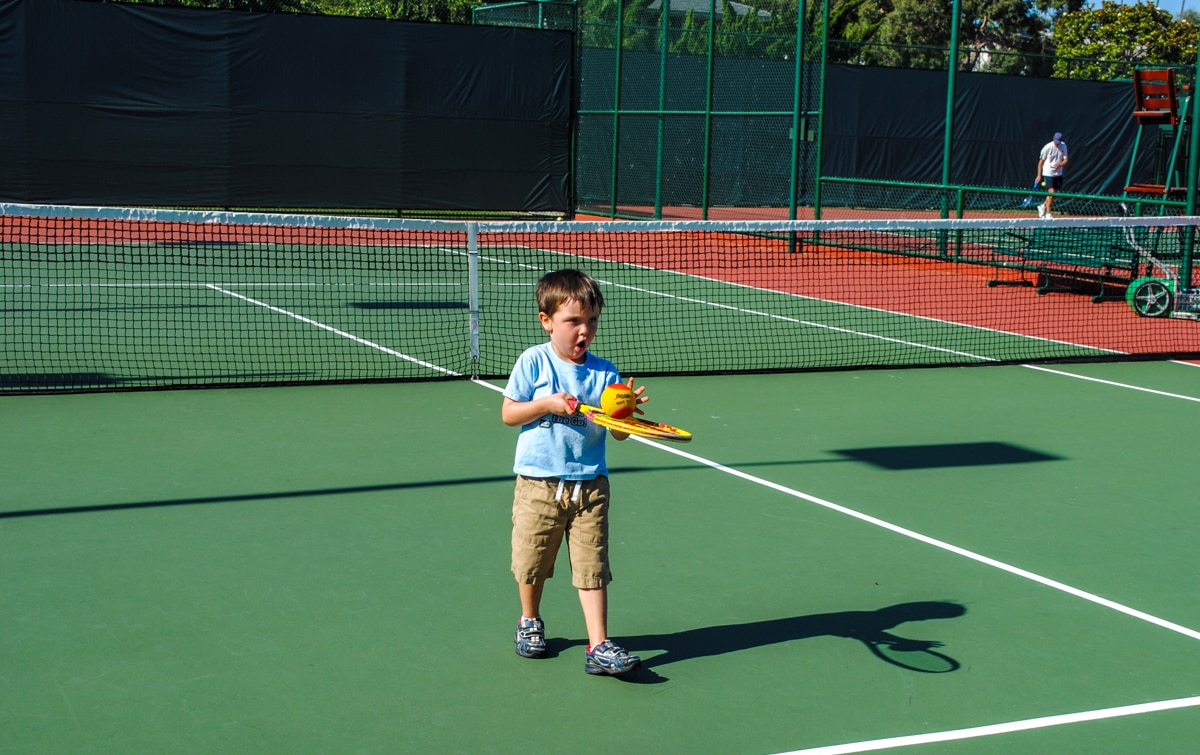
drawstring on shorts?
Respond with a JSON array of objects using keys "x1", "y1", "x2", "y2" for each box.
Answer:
[{"x1": 554, "y1": 479, "x2": 583, "y2": 505}]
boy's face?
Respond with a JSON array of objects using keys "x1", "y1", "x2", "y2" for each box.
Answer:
[{"x1": 539, "y1": 298, "x2": 599, "y2": 365}]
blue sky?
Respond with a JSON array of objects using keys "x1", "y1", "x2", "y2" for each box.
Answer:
[{"x1": 1106, "y1": 0, "x2": 1192, "y2": 11}]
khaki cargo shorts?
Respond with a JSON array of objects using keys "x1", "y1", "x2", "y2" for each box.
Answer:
[{"x1": 511, "y1": 475, "x2": 611, "y2": 589}]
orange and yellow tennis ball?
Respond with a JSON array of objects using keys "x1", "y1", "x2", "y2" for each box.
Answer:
[{"x1": 600, "y1": 383, "x2": 637, "y2": 419}]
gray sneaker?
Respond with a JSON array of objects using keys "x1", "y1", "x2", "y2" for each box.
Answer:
[
  {"x1": 515, "y1": 617, "x2": 546, "y2": 658},
  {"x1": 584, "y1": 640, "x2": 641, "y2": 675}
]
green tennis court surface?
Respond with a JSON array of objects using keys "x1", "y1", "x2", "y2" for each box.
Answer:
[{"x1": 4, "y1": 363, "x2": 1198, "y2": 752}]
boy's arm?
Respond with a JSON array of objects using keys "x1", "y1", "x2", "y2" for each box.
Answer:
[
  {"x1": 501, "y1": 392, "x2": 577, "y2": 427},
  {"x1": 503, "y1": 394, "x2": 632, "y2": 441}
]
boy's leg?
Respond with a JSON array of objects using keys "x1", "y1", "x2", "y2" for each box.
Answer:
[
  {"x1": 511, "y1": 476, "x2": 567, "y2": 659},
  {"x1": 577, "y1": 586, "x2": 607, "y2": 648},
  {"x1": 567, "y1": 477, "x2": 613, "y2": 648},
  {"x1": 515, "y1": 578, "x2": 548, "y2": 659},
  {"x1": 520, "y1": 580, "x2": 546, "y2": 620},
  {"x1": 569, "y1": 478, "x2": 640, "y2": 675},
  {"x1": 580, "y1": 586, "x2": 640, "y2": 675}
]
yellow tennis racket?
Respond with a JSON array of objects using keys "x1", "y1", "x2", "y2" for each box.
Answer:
[{"x1": 567, "y1": 398, "x2": 693, "y2": 443}]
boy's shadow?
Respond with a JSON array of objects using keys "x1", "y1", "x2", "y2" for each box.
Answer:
[{"x1": 547, "y1": 601, "x2": 966, "y2": 684}]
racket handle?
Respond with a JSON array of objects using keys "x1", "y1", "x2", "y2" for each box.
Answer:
[{"x1": 566, "y1": 397, "x2": 579, "y2": 413}]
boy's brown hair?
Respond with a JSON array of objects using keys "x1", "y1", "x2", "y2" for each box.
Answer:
[{"x1": 536, "y1": 269, "x2": 604, "y2": 316}]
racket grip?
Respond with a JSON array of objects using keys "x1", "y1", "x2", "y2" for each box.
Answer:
[{"x1": 566, "y1": 397, "x2": 579, "y2": 413}]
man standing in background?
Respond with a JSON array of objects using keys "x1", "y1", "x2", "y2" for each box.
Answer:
[{"x1": 1036, "y1": 132, "x2": 1069, "y2": 219}]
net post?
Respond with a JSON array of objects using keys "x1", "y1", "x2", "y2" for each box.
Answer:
[{"x1": 467, "y1": 222, "x2": 480, "y2": 377}]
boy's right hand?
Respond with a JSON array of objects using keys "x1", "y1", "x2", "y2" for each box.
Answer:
[
  {"x1": 501, "y1": 393, "x2": 579, "y2": 427},
  {"x1": 549, "y1": 392, "x2": 579, "y2": 416}
]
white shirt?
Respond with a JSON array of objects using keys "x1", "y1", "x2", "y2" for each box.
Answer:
[{"x1": 1040, "y1": 140, "x2": 1068, "y2": 176}]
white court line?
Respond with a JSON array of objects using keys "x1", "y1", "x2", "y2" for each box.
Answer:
[
  {"x1": 2, "y1": 281, "x2": 458, "y2": 288},
  {"x1": 1025, "y1": 364, "x2": 1200, "y2": 402},
  {"x1": 478, "y1": 255, "x2": 1003, "y2": 361},
  {"x1": 471, "y1": 379, "x2": 1200, "y2": 642},
  {"x1": 481, "y1": 251, "x2": 1200, "y2": 401},
  {"x1": 473, "y1": 378, "x2": 1200, "y2": 752},
  {"x1": 206, "y1": 284, "x2": 460, "y2": 377},
  {"x1": 207, "y1": 265, "x2": 1196, "y2": 751},
  {"x1": 204, "y1": 269, "x2": 1199, "y2": 755},
  {"x1": 487, "y1": 246, "x2": 1122, "y2": 362},
  {"x1": 213, "y1": 267, "x2": 1200, "y2": 639},
  {"x1": 774, "y1": 695, "x2": 1200, "y2": 754}
]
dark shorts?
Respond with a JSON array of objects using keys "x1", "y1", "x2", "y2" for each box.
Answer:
[{"x1": 1042, "y1": 175, "x2": 1063, "y2": 190}]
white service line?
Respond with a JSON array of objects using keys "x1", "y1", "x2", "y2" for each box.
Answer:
[
  {"x1": 207, "y1": 284, "x2": 460, "y2": 376},
  {"x1": 497, "y1": 242, "x2": 1126, "y2": 358},
  {"x1": 1023, "y1": 364, "x2": 1200, "y2": 402},
  {"x1": 472, "y1": 379, "x2": 1200, "y2": 643},
  {"x1": 225, "y1": 277, "x2": 1195, "y2": 646},
  {"x1": 774, "y1": 695, "x2": 1200, "y2": 755},
  {"x1": 476, "y1": 379, "x2": 1200, "y2": 753},
  {"x1": 488, "y1": 248, "x2": 1103, "y2": 363}
]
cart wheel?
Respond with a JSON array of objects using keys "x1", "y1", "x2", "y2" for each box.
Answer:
[{"x1": 1131, "y1": 279, "x2": 1173, "y2": 318}]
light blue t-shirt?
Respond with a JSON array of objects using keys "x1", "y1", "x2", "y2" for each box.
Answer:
[{"x1": 503, "y1": 342, "x2": 622, "y2": 479}]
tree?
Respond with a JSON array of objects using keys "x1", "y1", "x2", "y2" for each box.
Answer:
[
  {"x1": 1052, "y1": 1, "x2": 1198, "y2": 80},
  {"x1": 821, "y1": 0, "x2": 1050, "y2": 73}
]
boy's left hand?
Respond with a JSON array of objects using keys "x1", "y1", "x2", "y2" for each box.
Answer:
[{"x1": 626, "y1": 376, "x2": 648, "y2": 415}]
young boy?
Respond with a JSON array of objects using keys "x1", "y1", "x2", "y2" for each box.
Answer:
[{"x1": 501, "y1": 269, "x2": 643, "y2": 676}]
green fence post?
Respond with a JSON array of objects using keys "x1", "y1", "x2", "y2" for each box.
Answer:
[
  {"x1": 788, "y1": 0, "x2": 806, "y2": 223},
  {"x1": 940, "y1": 0, "x2": 961, "y2": 220},
  {"x1": 608, "y1": 6, "x2": 624, "y2": 219},
  {"x1": 1182, "y1": 51, "x2": 1200, "y2": 297},
  {"x1": 813, "y1": 0, "x2": 830, "y2": 220},
  {"x1": 702, "y1": 0, "x2": 716, "y2": 220},
  {"x1": 655, "y1": 0, "x2": 668, "y2": 219},
  {"x1": 786, "y1": 0, "x2": 807, "y2": 252}
]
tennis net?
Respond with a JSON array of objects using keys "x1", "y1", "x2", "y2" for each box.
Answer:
[{"x1": 3, "y1": 203, "x2": 1198, "y2": 393}]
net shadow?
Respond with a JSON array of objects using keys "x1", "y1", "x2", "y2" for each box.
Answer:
[{"x1": 832, "y1": 442, "x2": 1062, "y2": 470}]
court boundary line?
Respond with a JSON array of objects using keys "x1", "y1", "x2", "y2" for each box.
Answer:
[
  {"x1": 472, "y1": 375, "x2": 1200, "y2": 752},
  {"x1": 774, "y1": 695, "x2": 1200, "y2": 754},
  {"x1": 213, "y1": 270, "x2": 1200, "y2": 637},
  {"x1": 494, "y1": 251, "x2": 1200, "y2": 395},
  {"x1": 207, "y1": 284, "x2": 460, "y2": 377},
  {"x1": 475, "y1": 248, "x2": 1115, "y2": 369},
  {"x1": 198, "y1": 269, "x2": 1002, "y2": 379},
  {"x1": 472, "y1": 379, "x2": 1200, "y2": 643},
  {"x1": 1024, "y1": 364, "x2": 1200, "y2": 402},
  {"x1": 181, "y1": 278, "x2": 1200, "y2": 749},
  {"x1": 523, "y1": 245, "x2": 1126, "y2": 356}
]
